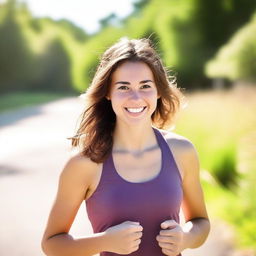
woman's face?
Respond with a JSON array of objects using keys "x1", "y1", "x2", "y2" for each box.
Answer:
[{"x1": 107, "y1": 61, "x2": 159, "y2": 127}]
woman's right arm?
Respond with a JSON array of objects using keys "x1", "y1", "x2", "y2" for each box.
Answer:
[
  {"x1": 41, "y1": 154, "x2": 108, "y2": 256},
  {"x1": 41, "y1": 154, "x2": 143, "y2": 256}
]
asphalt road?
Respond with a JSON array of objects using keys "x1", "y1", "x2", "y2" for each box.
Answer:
[{"x1": 0, "y1": 97, "x2": 241, "y2": 256}]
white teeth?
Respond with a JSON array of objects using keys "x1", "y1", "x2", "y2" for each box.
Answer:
[{"x1": 126, "y1": 107, "x2": 145, "y2": 113}]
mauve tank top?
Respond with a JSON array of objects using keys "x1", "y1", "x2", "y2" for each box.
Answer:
[{"x1": 86, "y1": 128, "x2": 183, "y2": 256}]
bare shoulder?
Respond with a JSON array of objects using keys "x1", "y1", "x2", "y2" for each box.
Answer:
[
  {"x1": 61, "y1": 153, "x2": 96, "y2": 177},
  {"x1": 158, "y1": 129, "x2": 199, "y2": 179},
  {"x1": 159, "y1": 129, "x2": 196, "y2": 153},
  {"x1": 60, "y1": 152, "x2": 102, "y2": 193}
]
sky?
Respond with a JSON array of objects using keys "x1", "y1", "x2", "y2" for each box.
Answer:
[{"x1": 17, "y1": 0, "x2": 136, "y2": 34}]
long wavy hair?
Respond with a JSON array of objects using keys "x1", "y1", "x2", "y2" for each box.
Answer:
[{"x1": 70, "y1": 38, "x2": 184, "y2": 163}]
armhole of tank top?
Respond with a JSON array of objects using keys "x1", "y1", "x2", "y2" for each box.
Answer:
[
  {"x1": 156, "y1": 129, "x2": 183, "y2": 182},
  {"x1": 85, "y1": 162, "x2": 105, "y2": 201}
]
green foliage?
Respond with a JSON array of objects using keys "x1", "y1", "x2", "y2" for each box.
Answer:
[
  {"x1": 77, "y1": 0, "x2": 256, "y2": 90},
  {"x1": 0, "y1": 0, "x2": 88, "y2": 93},
  {"x1": 234, "y1": 132, "x2": 256, "y2": 248},
  {"x1": 211, "y1": 145, "x2": 238, "y2": 188},
  {"x1": 0, "y1": 0, "x2": 35, "y2": 92},
  {"x1": 34, "y1": 38, "x2": 73, "y2": 92},
  {"x1": 175, "y1": 86, "x2": 256, "y2": 249},
  {"x1": 55, "y1": 19, "x2": 89, "y2": 42},
  {"x1": 1, "y1": 0, "x2": 256, "y2": 93},
  {"x1": 206, "y1": 13, "x2": 256, "y2": 82}
]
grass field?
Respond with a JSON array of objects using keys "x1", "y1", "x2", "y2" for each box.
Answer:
[
  {"x1": 175, "y1": 84, "x2": 256, "y2": 250},
  {"x1": 0, "y1": 91, "x2": 77, "y2": 113}
]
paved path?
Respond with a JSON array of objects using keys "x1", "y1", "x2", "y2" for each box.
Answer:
[{"x1": 0, "y1": 97, "x2": 247, "y2": 256}]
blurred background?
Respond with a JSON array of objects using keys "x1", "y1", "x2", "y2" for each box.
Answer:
[{"x1": 0, "y1": 0, "x2": 255, "y2": 255}]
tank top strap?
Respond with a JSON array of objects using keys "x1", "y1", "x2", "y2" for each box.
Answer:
[
  {"x1": 153, "y1": 127, "x2": 182, "y2": 182},
  {"x1": 101, "y1": 151, "x2": 116, "y2": 180}
]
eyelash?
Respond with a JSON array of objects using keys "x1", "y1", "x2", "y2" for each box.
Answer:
[
  {"x1": 141, "y1": 84, "x2": 151, "y2": 89},
  {"x1": 117, "y1": 85, "x2": 151, "y2": 90},
  {"x1": 118, "y1": 85, "x2": 129, "y2": 90}
]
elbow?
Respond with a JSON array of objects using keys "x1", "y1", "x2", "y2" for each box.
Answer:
[
  {"x1": 198, "y1": 218, "x2": 211, "y2": 246},
  {"x1": 41, "y1": 237, "x2": 50, "y2": 256},
  {"x1": 205, "y1": 218, "x2": 211, "y2": 240},
  {"x1": 188, "y1": 217, "x2": 211, "y2": 249},
  {"x1": 41, "y1": 238, "x2": 54, "y2": 256},
  {"x1": 41, "y1": 235, "x2": 56, "y2": 256},
  {"x1": 41, "y1": 233, "x2": 71, "y2": 256}
]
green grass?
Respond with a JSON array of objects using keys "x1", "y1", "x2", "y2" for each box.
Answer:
[
  {"x1": 174, "y1": 85, "x2": 256, "y2": 250},
  {"x1": 0, "y1": 91, "x2": 77, "y2": 113}
]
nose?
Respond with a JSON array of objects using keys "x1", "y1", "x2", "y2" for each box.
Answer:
[{"x1": 130, "y1": 89, "x2": 141, "y2": 100}]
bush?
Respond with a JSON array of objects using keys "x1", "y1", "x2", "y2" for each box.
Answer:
[
  {"x1": 175, "y1": 87, "x2": 256, "y2": 250},
  {"x1": 34, "y1": 38, "x2": 74, "y2": 92},
  {"x1": 205, "y1": 13, "x2": 256, "y2": 83},
  {"x1": 0, "y1": 1, "x2": 35, "y2": 92}
]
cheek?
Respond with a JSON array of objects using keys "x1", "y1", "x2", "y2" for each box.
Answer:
[
  {"x1": 142, "y1": 91, "x2": 158, "y2": 103},
  {"x1": 109, "y1": 93, "x2": 125, "y2": 113}
]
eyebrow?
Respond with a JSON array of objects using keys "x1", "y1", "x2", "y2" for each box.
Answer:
[{"x1": 114, "y1": 80, "x2": 154, "y2": 85}]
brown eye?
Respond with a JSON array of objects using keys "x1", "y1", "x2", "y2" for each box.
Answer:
[
  {"x1": 118, "y1": 86, "x2": 129, "y2": 90},
  {"x1": 141, "y1": 84, "x2": 151, "y2": 89}
]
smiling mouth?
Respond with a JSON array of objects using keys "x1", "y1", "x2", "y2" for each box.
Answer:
[{"x1": 124, "y1": 107, "x2": 147, "y2": 113}]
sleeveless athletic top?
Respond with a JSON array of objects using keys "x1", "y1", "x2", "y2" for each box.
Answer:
[{"x1": 86, "y1": 128, "x2": 183, "y2": 256}]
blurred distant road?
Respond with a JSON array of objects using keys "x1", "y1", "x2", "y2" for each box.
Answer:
[{"x1": 0, "y1": 97, "x2": 241, "y2": 256}]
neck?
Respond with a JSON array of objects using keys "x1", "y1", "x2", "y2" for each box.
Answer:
[{"x1": 113, "y1": 122, "x2": 157, "y2": 152}]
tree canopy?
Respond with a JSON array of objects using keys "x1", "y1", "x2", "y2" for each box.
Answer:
[{"x1": 0, "y1": 0, "x2": 256, "y2": 93}]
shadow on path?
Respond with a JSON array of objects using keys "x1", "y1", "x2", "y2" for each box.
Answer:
[{"x1": 0, "y1": 105, "x2": 45, "y2": 127}]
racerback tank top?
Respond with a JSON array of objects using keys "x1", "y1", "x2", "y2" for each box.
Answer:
[{"x1": 86, "y1": 127, "x2": 183, "y2": 256}]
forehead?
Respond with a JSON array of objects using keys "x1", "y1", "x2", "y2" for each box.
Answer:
[{"x1": 111, "y1": 61, "x2": 154, "y2": 82}]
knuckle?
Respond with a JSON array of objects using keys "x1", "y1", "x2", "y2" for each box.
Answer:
[
  {"x1": 138, "y1": 239, "x2": 142, "y2": 245},
  {"x1": 160, "y1": 230, "x2": 165, "y2": 236},
  {"x1": 128, "y1": 226, "x2": 134, "y2": 232},
  {"x1": 162, "y1": 248, "x2": 168, "y2": 255},
  {"x1": 132, "y1": 245, "x2": 139, "y2": 252},
  {"x1": 123, "y1": 220, "x2": 129, "y2": 225},
  {"x1": 166, "y1": 243, "x2": 172, "y2": 249}
]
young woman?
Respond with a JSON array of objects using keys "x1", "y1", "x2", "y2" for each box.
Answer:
[{"x1": 41, "y1": 38, "x2": 210, "y2": 256}]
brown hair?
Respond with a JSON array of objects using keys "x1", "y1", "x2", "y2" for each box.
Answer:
[{"x1": 70, "y1": 38, "x2": 184, "y2": 163}]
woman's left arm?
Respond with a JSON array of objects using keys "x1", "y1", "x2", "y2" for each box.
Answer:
[
  {"x1": 156, "y1": 137, "x2": 210, "y2": 255},
  {"x1": 179, "y1": 140, "x2": 210, "y2": 250}
]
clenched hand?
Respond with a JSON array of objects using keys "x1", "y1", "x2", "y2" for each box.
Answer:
[{"x1": 105, "y1": 221, "x2": 143, "y2": 254}]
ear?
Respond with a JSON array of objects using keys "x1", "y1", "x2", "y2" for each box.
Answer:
[
  {"x1": 106, "y1": 95, "x2": 110, "y2": 100},
  {"x1": 157, "y1": 94, "x2": 161, "y2": 99}
]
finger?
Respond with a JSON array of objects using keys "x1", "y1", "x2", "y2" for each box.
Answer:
[
  {"x1": 124, "y1": 220, "x2": 141, "y2": 225},
  {"x1": 131, "y1": 244, "x2": 140, "y2": 252},
  {"x1": 160, "y1": 225, "x2": 182, "y2": 235},
  {"x1": 162, "y1": 247, "x2": 176, "y2": 256},
  {"x1": 133, "y1": 231, "x2": 143, "y2": 239},
  {"x1": 160, "y1": 241, "x2": 179, "y2": 252},
  {"x1": 161, "y1": 220, "x2": 178, "y2": 229},
  {"x1": 130, "y1": 221, "x2": 140, "y2": 225},
  {"x1": 158, "y1": 241, "x2": 174, "y2": 249},
  {"x1": 159, "y1": 229, "x2": 175, "y2": 236},
  {"x1": 134, "y1": 238, "x2": 142, "y2": 246},
  {"x1": 156, "y1": 235, "x2": 176, "y2": 243},
  {"x1": 129, "y1": 224, "x2": 143, "y2": 232}
]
